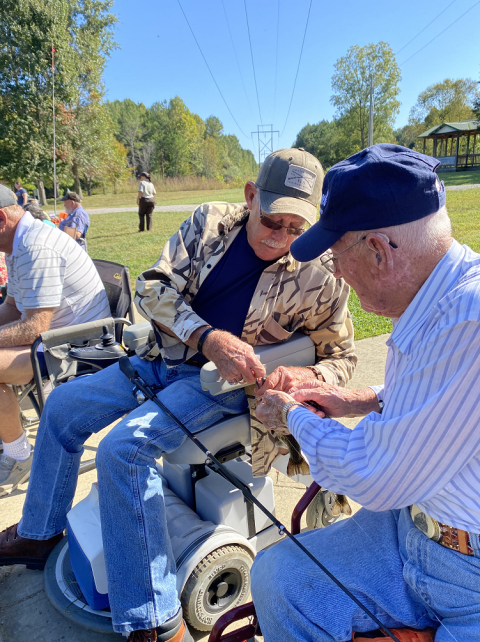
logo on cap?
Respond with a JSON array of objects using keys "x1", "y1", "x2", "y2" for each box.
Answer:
[
  {"x1": 284, "y1": 165, "x2": 316, "y2": 195},
  {"x1": 320, "y1": 191, "x2": 328, "y2": 214}
]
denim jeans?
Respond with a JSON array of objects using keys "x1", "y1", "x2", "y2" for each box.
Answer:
[
  {"x1": 19, "y1": 356, "x2": 248, "y2": 633},
  {"x1": 252, "y1": 507, "x2": 480, "y2": 641}
]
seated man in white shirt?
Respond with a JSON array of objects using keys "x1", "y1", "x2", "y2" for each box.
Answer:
[
  {"x1": 253, "y1": 144, "x2": 480, "y2": 642},
  {"x1": 0, "y1": 186, "x2": 110, "y2": 497}
]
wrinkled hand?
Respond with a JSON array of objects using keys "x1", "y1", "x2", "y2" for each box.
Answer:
[
  {"x1": 290, "y1": 380, "x2": 374, "y2": 418},
  {"x1": 256, "y1": 390, "x2": 294, "y2": 434},
  {"x1": 255, "y1": 366, "x2": 321, "y2": 397},
  {"x1": 203, "y1": 330, "x2": 266, "y2": 385}
]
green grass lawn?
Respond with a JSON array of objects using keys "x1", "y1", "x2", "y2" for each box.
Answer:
[
  {"x1": 441, "y1": 170, "x2": 480, "y2": 186},
  {"x1": 88, "y1": 188, "x2": 479, "y2": 341},
  {"x1": 46, "y1": 187, "x2": 246, "y2": 210}
]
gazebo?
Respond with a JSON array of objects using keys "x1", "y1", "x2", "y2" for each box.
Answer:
[{"x1": 417, "y1": 119, "x2": 480, "y2": 171}]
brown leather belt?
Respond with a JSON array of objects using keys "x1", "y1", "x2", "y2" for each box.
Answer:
[{"x1": 410, "y1": 505, "x2": 480, "y2": 556}]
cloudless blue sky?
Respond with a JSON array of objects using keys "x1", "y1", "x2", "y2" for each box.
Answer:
[{"x1": 103, "y1": 0, "x2": 480, "y2": 159}]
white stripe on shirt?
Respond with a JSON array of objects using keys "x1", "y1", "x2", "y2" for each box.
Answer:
[
  {"x1": 6, "y1": 215, "x2": 110, "y2": 329},
  {"x1": 288, "y1": 240, "x2": 480, "y2": 532}
]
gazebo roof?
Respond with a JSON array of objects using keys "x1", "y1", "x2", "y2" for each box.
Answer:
[{"x1": 418, "y1": 119, "x2": 480, "y2": 138}]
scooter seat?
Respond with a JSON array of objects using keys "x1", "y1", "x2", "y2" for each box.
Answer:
[{"x1": 163, "y1": 412, "x2": 251, "y2": 465}]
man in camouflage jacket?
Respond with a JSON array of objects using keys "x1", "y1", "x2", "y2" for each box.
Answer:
[
  {"x1": 135, "y1": 152, "x2": 357, "y2": 478},
  {"x1": 0, "y1": 150, "x2": 356, "y2": 642}
]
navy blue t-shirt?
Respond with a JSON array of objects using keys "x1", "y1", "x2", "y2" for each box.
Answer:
[{"x1": 191, "y1": 224, "x2": 276, "y2": 340}]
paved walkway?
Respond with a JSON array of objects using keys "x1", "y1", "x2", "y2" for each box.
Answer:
[
  {"x1": 445, "y1": 183, "x2": 480, "y2": 190},
  {"x1": 0, "y1": 334, "x2": 389, "y2": 642}
]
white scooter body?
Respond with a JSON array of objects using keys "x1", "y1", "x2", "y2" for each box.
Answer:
[{"x1": 51, "y1": 326, "x2": 316, "y2": 634}]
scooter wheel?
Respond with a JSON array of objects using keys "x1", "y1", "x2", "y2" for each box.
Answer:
[
  {"x1": 306, "y1": 489, "x2": 340, "y2": 529},
  {"x1": 181, "y1": 544, "x2": 254, "y2": 632}
]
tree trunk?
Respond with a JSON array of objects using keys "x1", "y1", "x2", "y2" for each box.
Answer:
[
  {"x1": 86, "y1": 178, "x2": 92, "y2": 196},
  {"x1": 36, "y1": 178, "x2": 47, "y2": 206},
  {"x1": 72, "y1": 161, "x2": 83, "y2": 200}
]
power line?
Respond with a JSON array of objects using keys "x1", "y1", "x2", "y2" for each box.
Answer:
[
  {"x1": 400, "y1": 0, "x2": 480, "y2": 66},
  {"x1": 280, "y1": 0, "x2": 313, "y2": 138},
  {"x1": 272, "y1": 0, "x2": 280, "y2": 126},
  {"x1": 221, "y1": 0, "x2": 255, "y2": 121},
  {"x1": 176, "y1": 0, "x2": 249, "y2": 139},
  {"x1": 243, "y1": 0, "x2": 263, "y2": 124},
  {"x1": 395, "y1": 0, "x2": 457, "y2": 56}
]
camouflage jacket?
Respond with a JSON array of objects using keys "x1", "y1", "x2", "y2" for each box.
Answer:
[{"x1": 135, "y1": 202, "x2": 357, "y2": 477}]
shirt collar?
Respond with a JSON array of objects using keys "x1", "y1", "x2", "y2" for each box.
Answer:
[
  {"x1": 11, "y1": 211, "x2": 35, "y2": 257},
  {"x1": 388, "y1": 239, "x2": 465, "y2": 354}
]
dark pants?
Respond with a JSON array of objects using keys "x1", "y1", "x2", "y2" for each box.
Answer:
[{"x1": 138, "y1": 197, "x2": 155, "y2": 231}]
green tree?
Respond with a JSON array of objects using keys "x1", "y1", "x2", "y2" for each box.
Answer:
[
  {"x1": 0, "y1": 0, "x2": 116, "y2": 197},
  {"x1": 409, "y1": 78, "x2": 480, "y2": 129},
  {"x1": 205, "y1": 116, "x2": 223, "y2": 139},
  {"x1": 293, "y1": 120, "x2": 348, "y2": 169},
  {"x1": 331, "y1": 42, "x2": 401, "y2": 151},
  {"x1": 103, "y1": 139, "x2": 130, "y2": 193},
  {"x1": 106, "y1": 98, "x2": 148, "y2": 170}
]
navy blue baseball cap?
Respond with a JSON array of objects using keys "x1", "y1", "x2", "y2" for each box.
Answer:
[{"x1": 291, "y1": 143, "x2": 446, "y2": 262}]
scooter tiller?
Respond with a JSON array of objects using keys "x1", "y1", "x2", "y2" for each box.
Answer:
[{"x1": 119, "y1": 356, "x2": 401, "y2": 642}]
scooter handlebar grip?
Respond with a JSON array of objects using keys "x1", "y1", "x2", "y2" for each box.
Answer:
[{"x1": 119, "y1": 355, "x2": 136, "y2": 381}]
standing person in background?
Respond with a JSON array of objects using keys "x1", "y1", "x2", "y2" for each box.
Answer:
[
  {"x1": 58, "y1": 191, "x2": 90, "y2": 250},
  {"x1": 137, "y1": 172, "x2": 156, "y2": 232},
  {"x1": 14, "y1": 182, "x2": 28, "y2": 209}
]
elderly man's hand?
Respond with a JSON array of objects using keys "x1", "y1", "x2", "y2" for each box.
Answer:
[
  {"x1": 255, "y1": 366, "x2": 322, "y2": 397},
  {"x1": 290, "y1": 381, "x2": 380, "y2": 418},
  {"x1": 256, "y1": 389, "x2": 295, "y2": 434},
  {"x1": 203, "y1": 330, "x2": 266, "y2": 385}
]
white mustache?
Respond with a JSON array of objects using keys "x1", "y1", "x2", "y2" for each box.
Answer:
[{"x1": 261, "y1": 239, "x2": 287, "y2": 249}]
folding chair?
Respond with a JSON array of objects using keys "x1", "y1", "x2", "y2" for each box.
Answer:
[{"x1": 16, "y1": 260, "x2": 134, "y2": 439}]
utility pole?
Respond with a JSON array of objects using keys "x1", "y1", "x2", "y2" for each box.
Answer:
[
  {"x1": 368, "y1": 75, "x2": 374, "y2": 148},
  {"x1": 251, "y1": 124, "x2": 279, "y2": 166},
  {"x1": 52, "y1": 45, "x2": 57, "y2": 216}
]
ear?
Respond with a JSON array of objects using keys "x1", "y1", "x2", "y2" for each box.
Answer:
[
  {"x1": 364, "y1": 233, "x2": 395, "y2": 272},
  {"x1": 244, "y1": 181, "x2": 257, "y2": 210},
  {"x1": 0, "y1": 209, "x2": 7, "y2": 230}
]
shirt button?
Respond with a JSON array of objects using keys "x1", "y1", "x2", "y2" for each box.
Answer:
[{"x1": 207, "y1": 264, "x2": 211, "y2": 268}]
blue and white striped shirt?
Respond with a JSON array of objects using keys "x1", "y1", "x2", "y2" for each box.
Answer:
[{"x1": 289, "y1": 240, "x2": 480, "y2": 532}]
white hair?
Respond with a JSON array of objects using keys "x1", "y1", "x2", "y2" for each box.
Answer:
[{"x1": 355, "y1": 206, "x2": 452, "y2": 255}]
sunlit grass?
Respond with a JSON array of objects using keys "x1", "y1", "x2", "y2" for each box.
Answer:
[{"x1": 87, "y1": 188, "x2": 479, "y2": 341}]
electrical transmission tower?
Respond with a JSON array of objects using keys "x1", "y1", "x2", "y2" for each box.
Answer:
[{"x1": 252, "y1": 124, "x2": 279, "y2": 165}]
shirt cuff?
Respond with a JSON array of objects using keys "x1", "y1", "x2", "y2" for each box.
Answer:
[{"x1": 369, "y1": 384, "x2": 385, "y2": 403}]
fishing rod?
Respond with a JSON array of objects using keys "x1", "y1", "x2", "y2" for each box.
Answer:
[{"x1": 119, "y1": 356, "x2": 401, "y2": 642}]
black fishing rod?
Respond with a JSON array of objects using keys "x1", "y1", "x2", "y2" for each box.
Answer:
[{"x1": 119, "y1": 356, "x2": 401, "y2": 642}]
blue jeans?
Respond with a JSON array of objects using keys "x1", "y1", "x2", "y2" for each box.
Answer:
[
  {"x1": 19, "y1": 356, "x2": 248, "y2": 633},
  {"x1": 252, "y1": 507, "x2": 480, "y2": 641}
]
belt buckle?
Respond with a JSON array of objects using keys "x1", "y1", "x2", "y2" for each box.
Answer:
[{"x1": 410, "y1": 505, "x2": 441, "y2": 542}]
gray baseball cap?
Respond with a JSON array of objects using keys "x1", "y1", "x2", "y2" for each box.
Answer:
[
  {"x1": 256, "y1": 148, "x2": 324, "y2": 226},
  {"x1": 0, "y1": 185, "x2": 17, "y2": 208}
]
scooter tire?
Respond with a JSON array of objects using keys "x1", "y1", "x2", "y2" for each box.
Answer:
[{"x1": 181, "y1": 544, "x2": 254, "y2": 632}]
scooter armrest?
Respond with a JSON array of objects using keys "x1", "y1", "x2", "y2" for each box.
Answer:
[{"x1": 200, "y1": 332, "x2": 316, "y2": 396}]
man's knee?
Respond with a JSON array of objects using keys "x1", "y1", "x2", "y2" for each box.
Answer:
[{"x1": 0, "y1": 346, "x2": 33, "y2": 385}]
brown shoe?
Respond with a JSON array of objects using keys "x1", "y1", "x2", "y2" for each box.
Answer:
[
  {"x1": 0, "y1": 523, "x2": 64, "y2": 570},
  {"x1": 127, "y1": 621, "x2": 193, "y2": 642}
]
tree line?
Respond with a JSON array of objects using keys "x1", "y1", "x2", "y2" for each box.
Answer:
[
  {"x1": 105, "y1": 98, "x2": 257, "y2": 186},
  {"x1": 0, "y1": 0, "x2": 256, "y2": 202},
  {"x1": 294, "y1": 41, "x2": 480, "y2": 169}
]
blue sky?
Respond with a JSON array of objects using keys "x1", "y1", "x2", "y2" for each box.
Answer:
[{"x1": 103, "y1": 0, "x2": 480, "y2": 158}]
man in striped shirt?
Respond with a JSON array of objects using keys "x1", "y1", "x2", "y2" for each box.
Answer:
[
  {"x1": 0, "y1": 186, "x2": 110, "y2": 496},
  {"x1": 253, "y1": 144, "x2": 480, "y2": 641}
]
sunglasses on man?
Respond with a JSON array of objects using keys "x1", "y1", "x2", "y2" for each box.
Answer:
[{"x1": 259, "y1": 212, "x2": 305, "y2": 237}]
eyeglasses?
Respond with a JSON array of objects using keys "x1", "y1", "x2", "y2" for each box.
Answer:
[
  {"x1": 259, "y1": 212, "x2": 305, "y2": 237},
  {"x1": 320, "y1": 235, "x2": 398, "y2": 273}
]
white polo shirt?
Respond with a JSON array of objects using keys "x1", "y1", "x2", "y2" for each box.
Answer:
[{"x1": 6, "y1": 212, "x2": 110, "y2": 329}]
